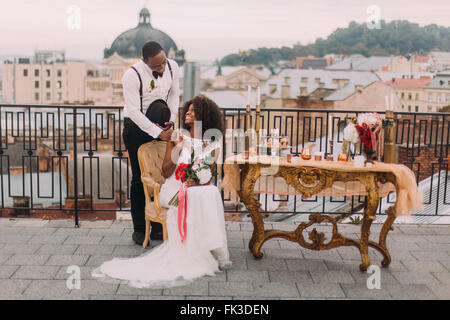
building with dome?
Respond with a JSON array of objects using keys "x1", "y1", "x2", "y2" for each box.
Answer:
[
  {"x1": 104, "y1": 8, "x2": 185, "y2": 65},
  {"x1": 101, "y1": 7, "x2": 185, "y2": 104}
]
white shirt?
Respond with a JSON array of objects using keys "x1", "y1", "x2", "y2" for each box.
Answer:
[{"x1": 122, "y1": 58, "x2": 180, "y2": 138}]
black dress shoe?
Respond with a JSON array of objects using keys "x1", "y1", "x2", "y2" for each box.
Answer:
[
  {"x1": 150, "y1": 231, "x2": 163, "y2": 241},
  {"x1": 132, "y1": 231, "x2": 149, "y2": 246}
]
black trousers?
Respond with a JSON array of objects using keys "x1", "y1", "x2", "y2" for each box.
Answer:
[{"x1": 123, "y1": 100, "x2": 171, "y2": 234}]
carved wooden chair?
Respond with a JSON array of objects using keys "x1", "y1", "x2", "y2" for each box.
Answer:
[{"x1": 137, "y1": 140, "x2": 168, "y2": 248}]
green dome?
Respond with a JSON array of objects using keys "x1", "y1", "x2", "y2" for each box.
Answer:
[{"x1": 104, "y1": 8, "x2": 185, "y2": 65}]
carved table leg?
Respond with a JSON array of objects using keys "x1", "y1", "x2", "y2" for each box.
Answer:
[
  {"x1": 359, "y1": 174, "x2": 379, "y2": 273},
  {"x1": 378, "y1": 205, "x2": 396, "y2": 267},
  {"x1": 239, "y1": 164, "x2": 265, "y2": 259}
]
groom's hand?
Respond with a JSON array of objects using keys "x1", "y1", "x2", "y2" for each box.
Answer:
[
  {"x1": 158, "y1": 128, "x2": 174, "y2": 141},
  {"x1": 162, "y1": 121, "x2": 174, "y2": 131}
]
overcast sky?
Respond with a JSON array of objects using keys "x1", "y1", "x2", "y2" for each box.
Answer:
[{"x1": 0, "y1": 0, "x2": 449, "y2": 62}]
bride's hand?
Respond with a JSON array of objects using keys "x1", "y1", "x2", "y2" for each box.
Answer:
[
  {"x1": 185, "y1": 179, "x2": 197, "y2": 187},
  {"x1": 170, "y1": 131, "x2": 183, "y2": 147}
]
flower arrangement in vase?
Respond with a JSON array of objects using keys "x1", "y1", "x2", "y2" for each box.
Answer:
[{"x1": 343, "y1": 113, "x2": 384, "y2": 165}]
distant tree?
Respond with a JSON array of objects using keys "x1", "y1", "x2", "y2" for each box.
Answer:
[
  {"x1": 220, "y1": 20, "x2": 450, "y2": 66},
  {"x1": 438, "y1": 105, "x2": 450, "y2": 112}
]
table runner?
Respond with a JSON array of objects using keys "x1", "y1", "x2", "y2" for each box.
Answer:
[{"x1": 219, "y1": 154, "x2": 423, "y2": 216}]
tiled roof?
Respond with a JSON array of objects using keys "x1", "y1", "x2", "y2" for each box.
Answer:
[
  {"x1": 375, "y1": 72, "x2": 435, "y2": 82},
  {"x1": 200, "y1": 66, "x2": 244, "y2": 80},
  {"x1": 327, "y1": 55, "x2": 390, "y2": 71},
  {"x1": 201, "y1": 90, "x2": 247, "y2": 109},
  {"x1": 413, "y1": 54, "x2": 430, "y2": 63},
  {"x1": 384, "y1": 77, "x2": 432, "y2": 89},
  {"x1": 425, "y1": 75, "x2": 450, "y2": 89},
  {"x1": 263, "y1": 69, "x2": 379, "y2": 101}
]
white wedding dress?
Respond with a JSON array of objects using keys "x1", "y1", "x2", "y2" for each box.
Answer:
[{"x1": 92, "y1": 136, "x2": 231, "y2": 289}]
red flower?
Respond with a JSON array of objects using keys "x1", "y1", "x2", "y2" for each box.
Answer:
[{"x1": 175, "y1": 163, "x2": 189, "y2": 182}]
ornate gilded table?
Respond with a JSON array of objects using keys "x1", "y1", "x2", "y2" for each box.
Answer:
[{"x1": 223, "y1": 156, "x2": 421, "y2": 273}]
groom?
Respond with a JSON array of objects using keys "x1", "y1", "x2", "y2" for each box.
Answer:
[{"x1": 122, "y1": 41, "x2": 180, "y2": 245}]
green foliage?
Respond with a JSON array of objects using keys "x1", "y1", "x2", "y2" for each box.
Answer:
[
  {"x1": 349, "y1": 215, "x2": 363, "y2": 225},
  {"x1": 382, "y1": 119, "x2": 393, "y2": 129},
  {"x1": 438, "y1": 105, "x2": 450, "y2": 112},
  {"x1": 220, "y1": 20, "x2": 450, "y2": 66}
]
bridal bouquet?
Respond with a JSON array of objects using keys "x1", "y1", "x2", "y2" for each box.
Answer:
[{"x1": 168, "y1": 150, "x2": 217, "y2": 206}]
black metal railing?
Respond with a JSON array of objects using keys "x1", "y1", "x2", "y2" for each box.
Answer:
[{"x1": 0, "y1": 105, "x2": 448, "y2": 226}]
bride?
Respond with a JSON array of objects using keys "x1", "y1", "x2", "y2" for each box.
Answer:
[{"x1": 92, "y1": 95, "x2": 231, "y2": 288}]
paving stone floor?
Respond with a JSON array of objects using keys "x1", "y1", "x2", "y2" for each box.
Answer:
[{"x1": 0, "y1": 218, "x2": 449, "y2": 300}]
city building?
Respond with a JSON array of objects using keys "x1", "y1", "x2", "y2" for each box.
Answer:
[
  {"x1": 296, "y1": 55, "x2": 334, "y2": 69},
  {"x1": 327, "y1": 55, "x2": 424, "y2": 72},
  {"x1": 1, "y1": 7, "x2": 185, "y2": 106},
  {"x1": 100, "y1": 7, "x2": 185, "y2": 104},
  {"x1": 262, "y1": 69, "x2": 397, "y2": 111},
  {"x1": 1, "y1": 55, "x2": 112, "y2": 105},
  {"x1": 424, "y1": 71, "x2": 450, "y2": 111},
  {"x1": 384, "y1": 76, "x2": 433, "y2": 112},
  {"x1": 429, "y1": 51, "x2": 450, "y2": 71},
  {"x1": 200, "y1": 65, "x2": 272, "y2": 91},
  {"x1": 103, "y1": 7, "x2": 185, "y2": 66}
]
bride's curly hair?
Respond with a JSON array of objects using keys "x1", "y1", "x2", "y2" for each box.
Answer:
[{"x1": 180, "y1": 95, "x2": 225, "y2": 136}]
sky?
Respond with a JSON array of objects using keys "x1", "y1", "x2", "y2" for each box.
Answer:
[{"x1": 0, "y1": 0, "x2": 449, "y2": 63}]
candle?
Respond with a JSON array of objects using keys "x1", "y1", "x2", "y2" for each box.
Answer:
[
  {"x1": 257, "y1": 86, "x2": 261, "y2": 105},
  {"x1": 247, "y1": 85, "x2": 251, "y2": 106},
  {"x1": 390, "y1": 93, "x2": 394, "y2": 111},
  {"x1": 328, "y1": 114, "x2": 333, "y2": 142}
]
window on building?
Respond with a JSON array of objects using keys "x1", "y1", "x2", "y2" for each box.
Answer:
[
  {"x1": 46, "y1": 92, "x2": 51, "y2": 100},
  {"x1": 408, "y1": 93, "x2": 412, "y2": 100},
  {"x1": 416, "y1": 93, "x2": 419, "y2": 100},
  {"x1": 437, "y1": 94, "x2": 442, "y2": 103},
  {"x1": 268, "y1": 84, "x2": 277, "y2": 94},
  {"x1": 415, "y1": 106, "x2": 419, "y2": 112},
  {"x1": 301, "y1": 77, "x2": 308, "y2": 83},
  {"x1": 281, "y1": 85, "x2": 290, "y2": 99},
  {"x1": 57, "y1": 92, "x2": 62, "y2": 101},
  {"x1": 34, "y1": 93, "x2": 39, "y2": 101},
  {"x1": 23, "y1": 69, "x2": 28, "y2": 77},
  {"x1": 446, "y1": 94, "x2": 450, "y2": 103},
  {"x1": 427, "y1": 106, "x2": 432, "y2": 112},
  {"x1": 401, "y1": 92, "x2": 405, "y2": 99},
  {"x1": 57, "y1": 70, "x2": 62, "y2": 77},
  {"x1": 57, "y1": 81, "x2": 62, "y2": 89},
  {"x1": 46, "y1": 70, "x2": 51, "y2": 77},
  {"x1": 46, "y1": 81, "x2": 50, "y2": 89},
  {"x1": 35, "y1": 81, "x2": 39, "y2": 89},
  {"x1": 428, "y1": 93, "x2": 433, "y2": 102},
  {"x1": 34, "y1": 69, "x2": 39, "y2": 77},
  {"x1": 300, "y1": 87, "x2": 307, "y2": 96},
  {"x1": 402, "y1": 105, "x2": 405, "y2": 109},
  {"x1": 408, "y1": 105, "x2": 411, "y2": 112}
]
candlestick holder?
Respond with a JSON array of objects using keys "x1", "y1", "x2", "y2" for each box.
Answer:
[
  {"x1": 384, "y1": 110, "x2": 396, "y2": 163},
  {"x1": 245, "y1": 104, "x2": 251, "y2": 152},
  {"x1": 255, "y1": 104, "x2": 261, "y2": 155}
]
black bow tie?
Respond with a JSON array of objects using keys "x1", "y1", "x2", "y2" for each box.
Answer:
[{"x1": 152, "y1": 71, "x2": 163, "y2": 79}]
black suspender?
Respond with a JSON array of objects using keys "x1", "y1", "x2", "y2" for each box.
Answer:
[
  {"x1": 166, "y1": 60, "x2": 173, "y2": 102},
  {"x1": 130, "y1": 61, "x2": 173, "y2": 114},
  {"x1": 130, "y1": 66, "x2": 143, "y2": 113}
]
